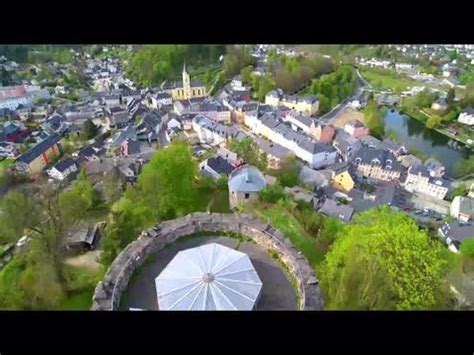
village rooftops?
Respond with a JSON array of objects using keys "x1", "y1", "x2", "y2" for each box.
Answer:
[
  {"x1": 16, "y1": 133, "x2": 61, "y2": 164},
  {"x1": 354, "y1": 147, "x2": 402, "y2": 171},
  {"x1": 439, "y1": 222, "x2": 474, "y2": 248},
  {"x1": 205, "y1": 156, "x2": 235, "y2": 176},
  {"x1": 52, "y1": 158, "x2": 76, "y2": 172},
  {"x1": 319, "y1": 198, "x2": 354, "y2": 222}
]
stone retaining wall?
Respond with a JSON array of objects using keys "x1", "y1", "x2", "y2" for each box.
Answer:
[{"x1": 91, "y1": 212, "x2": 324, "y2": 310}]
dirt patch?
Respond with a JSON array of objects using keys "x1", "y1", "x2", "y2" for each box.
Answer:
[
  {"x1": 329, "y1": 108, "x2": 365, "y2": 129},
  {"x1": 65, "y1": 250, "x2": 101, "y2": 271}
]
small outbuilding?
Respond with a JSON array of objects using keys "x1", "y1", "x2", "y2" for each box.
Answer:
[{"x1": 228, "y1": 165, "x2": 267, "y2": 209}]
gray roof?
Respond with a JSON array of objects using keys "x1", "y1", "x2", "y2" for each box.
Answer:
[
  {"x1": 228, "y1": 165, "x2": 267, "y2": 192},
  {"x1": 299, "y1": 166, "x2": 329, "y2": 187},
  {"x1": 52, "y1": 158, "x2": 76, "y2": 172},
  {"x1": 17, "y1": 134, "x2": 61, "y2": 165},
  {"x1": 319, "y1": 198, "x2": 354, "y2": 222},
  {"x1": 353, "y1": 147, "x2": 402, "y2": 171},
  {"x1": 348, "y1": 182, "x2": 396, "y2": 213},
  {"x1": 455, "y1": 196, "x2": 474, "y2": 217},
  {"x1": 254, "y1": 136, "x2": 291, "y2": 159},
  {"x1": 440, "y1": 222, "x2": 474, "y2": 245}
]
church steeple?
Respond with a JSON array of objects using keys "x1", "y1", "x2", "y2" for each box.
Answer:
[{"x1": 182, "y1": 60, "x2": 190, "y2": 95}]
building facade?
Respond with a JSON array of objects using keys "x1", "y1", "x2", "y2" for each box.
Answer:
[
  {"x1": 404, "y1": 165, "x2": 449, "y2": 200},
  {"x1": 163, "y1": 64, "x2": 207, "y2": 101}
]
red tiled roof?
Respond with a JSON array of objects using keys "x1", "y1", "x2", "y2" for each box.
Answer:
[{"x1": 0, "y1": 86, "x2": 27, "y2": 100}]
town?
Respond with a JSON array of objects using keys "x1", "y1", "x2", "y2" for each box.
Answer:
[{"x1": 1, "y1": 44, "x2": 474, "y2": 311}]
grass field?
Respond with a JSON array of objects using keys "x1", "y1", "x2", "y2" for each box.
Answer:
[
  {"x1": 360, "y1": 67, "x2": 420, "y2": 92},
  {"x1": 254, "y1": 204, "x2": 325, "y2": 269}
]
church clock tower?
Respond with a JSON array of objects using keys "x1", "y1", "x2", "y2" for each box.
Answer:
[{"x1": 182, "y1": 62, "x2": 191, "y2": 99}]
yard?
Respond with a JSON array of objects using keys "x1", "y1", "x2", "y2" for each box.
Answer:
[
  {"x1": 329, "y1": 107, "x2": 366, "y2": 128},
  {"x1": 194, "y1": 185, "x2": 230, "y2": 213}
]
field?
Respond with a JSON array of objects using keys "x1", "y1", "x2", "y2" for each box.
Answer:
[{"x1": 360, "y1": 67, "x2": 420, "y2": 92}]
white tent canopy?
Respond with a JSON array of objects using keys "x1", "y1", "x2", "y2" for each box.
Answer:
[{"x1": 155, "y1": 243, "x2": 263, "y2": 310}]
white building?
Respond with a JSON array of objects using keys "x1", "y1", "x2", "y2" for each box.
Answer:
[
  {"x1": 47, "y1": 158, "x2": 78, "y2": 181},
  {"x1": 450, "y1": 196, "x2": 474, "y2": 223},
  {"x1": 458, "y1": 109, "x2": 474, "y2": 126},
  {"x1": 244, "y1": 112, "x2": 336, "y2": 169},
  {"x1": 404, "y1": 165, "x2": 449, "y2": 200}
]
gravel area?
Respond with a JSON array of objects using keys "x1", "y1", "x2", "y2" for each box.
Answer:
[{"x1": 120, "y1": 236, "x2": 297, "y2": 310}]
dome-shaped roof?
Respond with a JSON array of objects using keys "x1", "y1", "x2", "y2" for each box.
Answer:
[
  {"x1": 228, "y1": 165, "x2": 266, "y2": 193},
  {"x1": 155, "y1": 243, "x2": 263, "y2": 310}
]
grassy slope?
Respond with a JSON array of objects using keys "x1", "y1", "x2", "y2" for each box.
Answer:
[{"x1": 255, "y1": 205, "x2": 325, "y2": 269}]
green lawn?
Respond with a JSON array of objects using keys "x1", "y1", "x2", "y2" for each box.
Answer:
[
  {"x1": 256, "y1": 205, "x2": 325, "y2": 269},
  {"x1": 0, "y1": 159, "x2": 14, "y2": 169},
  {"x1": 360, "y1": 67, "x2": 420, "y2": 92}
]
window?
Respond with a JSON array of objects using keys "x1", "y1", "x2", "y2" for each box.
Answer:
[{"x1": 245, "y1": 193, "x2": 250, "y2": 199}]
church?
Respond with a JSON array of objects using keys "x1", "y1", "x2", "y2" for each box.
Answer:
[{"x1": 162, "y1": 64, "x2": 207, "y2": 101}]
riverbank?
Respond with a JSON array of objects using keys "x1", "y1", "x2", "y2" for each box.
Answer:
[{"x1": 399, "y1": 105, "x2": 474, "y2": 147}]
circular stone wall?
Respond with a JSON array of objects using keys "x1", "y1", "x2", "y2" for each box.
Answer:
[{"x1": 91, "y1": 212, "x2": 324, "y2": 310}]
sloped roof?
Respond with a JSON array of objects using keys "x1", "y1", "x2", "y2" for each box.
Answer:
[
  {"x1": 155, "y1": 243, "x2": 262, "y2": 310},
  {"x1": 228, "y1": 165, "x2": 266, "y2": 192}
]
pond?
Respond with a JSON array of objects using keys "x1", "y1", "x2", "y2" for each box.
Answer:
[{"x1": 384, "y1": 110, "x2": 471, "y2": 177}]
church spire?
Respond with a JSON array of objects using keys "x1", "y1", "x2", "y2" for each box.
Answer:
[{"x1": 183, "y1": 61, "x2": 187, "y2": 74}]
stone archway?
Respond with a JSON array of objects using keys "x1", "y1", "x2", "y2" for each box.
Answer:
[{"x1": 91, "y1": 212, "x2": 324, "y2": 310}]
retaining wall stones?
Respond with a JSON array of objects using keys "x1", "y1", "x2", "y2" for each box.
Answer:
[{"x1": 91, "y1": 212, "x2": 324, "y2": 310}]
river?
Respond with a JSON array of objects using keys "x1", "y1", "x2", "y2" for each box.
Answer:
[{"x1": 384, "y1": 110, "x2": 471, "y2": 177}]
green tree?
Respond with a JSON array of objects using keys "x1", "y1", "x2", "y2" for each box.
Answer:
[
  {"x1": 58, "y1": 189, "x2": 89, "y2": 226},
  {"x1": 256, "y1": 75, "x2": 276, "y2": 102},
  {"x1": 364, "y1": 100, "x2": 384, "y2": 139},
  {"x1": 103, "y1": 167, "x2": 127, "y2": 204},
  {"x1": 320, "y1": 206, "x2": 454, "y2": 310},
  {"x1": 446, "y1": 88, "x2": 455, "y2": 105},
  {"x1": 463, "y1": 80, "x2": 474, "y2": 107},
  {"x1": 240, "y1": 65, "x2": 254, "y2": 84},
  {"x1": 448, "y1": 184, "x2": 468, "y2": 201},
  {"x1": 454, "y1": 156, "x2": 474, "y2": 178},
  {"x1": 259, "y1": 184, "x2": 285, "y2": 204},
  {"x1": 460, "y1": 239, "x2": 474, "y2": 257},
  {"x1": 222, "y1": 45, "x2": 256, "y2": 78},
  {"x1": 0, "y1": 191, "x2": 41, "y2": 243},
  {"x1": 81, "y1": 119, "x2": 99, "y2": 140},
  {"x1": 425, "y1": 115, "x2": 442, "y2": 129},
  {"x1": 276, "y1": 155, "x2": 300, "y2": 187},
  {"x1": 229, "y1": 138, "x2": 266, "y2": 170}
]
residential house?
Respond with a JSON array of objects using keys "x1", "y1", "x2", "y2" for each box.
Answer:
[
  {"x1": 344, "y1": 119, "x2": 369, "y2": 139},
  {"x1": 136, "y1": 111, "x2": 162, "y2": 142},
  {"x1": 64, "y1": 222, "x2": 103, "y2": 253},
  {"x1": 47, "y1": 158, "x2": 78, "y2": 181},
  {"x1": 398, "y1": 154, "x2": 422, "y2": 169},
  {"x1": 103, "y1": 94, "x2": 121, "y2": 107},
  {"x1": 85, "y1": 157, "x2": 144, "y2": 186},
  {"x1": 15, "y1": 134, "x2": 61, "y2": 175},
  {"x1": 333, "y1": 130, "x2": 362, "y2": 162},
  {"x1": 431, "y1": 98, "x2": 448, "y2": 112},
  {"x1": 331, "y1": 163, "x2": 355, "y2": 193},
  {"x1": 404, "y1": 165, "x2": 449, "y2": 200},
  {"x1": 216, "y1": 147, "x2": 239, "y2": 166},
  {"x1": 383, "y1": 140, "x2": 408, "y2": 158},
  {"x1": 175, "y1": 99, "x2": 231, "y2": 124},
  {"x1": 265, "y1": 89, "x2": 319, "y2": 116},
  {"x1": 0, "y1": 86, "x2": 30, "y2": 110},
  {"x1": 0, "y1": 142, "x2": 19, "y2": 158},
  {"x1": 439, "y1": 222, "x2": 474, "y2": 253},
  {"x1": 319, "y1": 198, "x2": 354, "y2": 222},
  {"x1": 309, "y1": 121, "x2": 335, "y2": 142},
  {"x1": 299, "y1": 166, "x2": 330, "y2": 189},
  {"x1": 458, "y1": 108, "x2": 474, "y2": 126},
  {"x1": 109, "y1": 125, "x2": 137, "y2": 154},
  {"x1": 121, "y1": 90, "x2": 142, "y2": 106},
  {"x1": 150, "y1": 92, "x2": 172, "y2": 108},
  {"x1": 348, "y1": 182, "x2": 396, "y2": 213},
  {"x1": 108, "y1": 111, "x2": 131, "y2": 129},
  {"x1": 120, "y1": 139, "x2": 141, "y2": 157},
  {"x1": 283, "y1": 110, "x2": 314, "y2": 133},
  {"x1": 450, "y1": 196, "x2": 474, "y2": 223},
  {"x1": 352, "y1": 147, "x2": 402, "y2": 182},
  {"x1": 192, "y1": 115, "x2": 247, "y2": 146},
  {"x1": 253, "y1": 136, "x2": 292, "y2": 170},
  {"x1": 424, "y1": 158, "x2": 445, "y2": 178},
  {"x1": 360, "y1": 135, "x2": 384, "y2": 150},
  {"x1": 199, "y1": 156, "x2": 235, "y2": 180}
]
